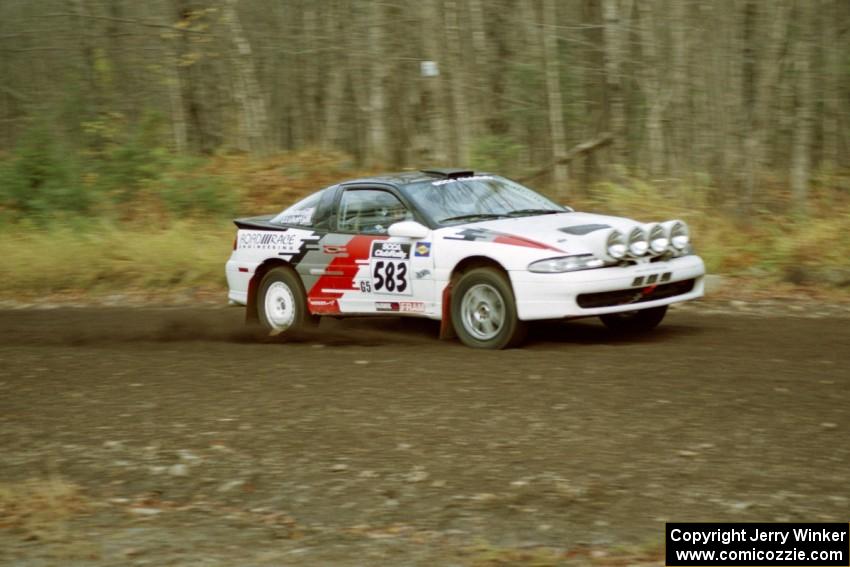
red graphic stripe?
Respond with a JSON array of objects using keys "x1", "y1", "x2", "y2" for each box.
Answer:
[{"x1": 307, "y1": 235, "x2": 385, "y2": 314}]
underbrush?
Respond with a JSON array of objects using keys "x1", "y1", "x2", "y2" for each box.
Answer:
[
  {"x1": 1, "y1": 136, "x2": 849, "y2": 298},
  {"x1": 576, "y1": 178, "x2": 850, "y2": 288}
]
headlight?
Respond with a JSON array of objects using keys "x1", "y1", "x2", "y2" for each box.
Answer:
[
  {"x1": 528, "y1": 254, "x2": 606, "y2": 273},
  {"x1": 627, "y1": 226, "x2": 648, "y2": 256},
  {"x1": 606, "y1": 230, "x2": 627, "y2": 260},
  {"x1": 647, "y1": 223, "x2": 668, "y2": 254},
  {"x1": 665, "y1": 220, "x2": 689, "y2": 251}
]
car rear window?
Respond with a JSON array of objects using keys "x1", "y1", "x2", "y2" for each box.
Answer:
[{"x1": 271, "y1": 190, "x2": 325, "y2": 227}]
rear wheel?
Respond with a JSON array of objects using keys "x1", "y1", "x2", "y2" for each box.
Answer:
[
  {"x1": 451, "y1": 268, "x2": 526, "y2": 349},
  {"x1": 599, "y1": 305, "x2": 667, "y2": 333},
  {"x1": 256, "y1": 267, "x2": 317, "y2": 335}
]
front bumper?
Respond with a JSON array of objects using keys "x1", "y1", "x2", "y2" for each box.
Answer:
[{"x1": 509, "y1": 254, "x2": 705, "y2": 320}]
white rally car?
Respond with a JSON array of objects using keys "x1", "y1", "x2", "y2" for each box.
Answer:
[{"x1": 226, "y1": 169, "x2": 705, "y2": 348}]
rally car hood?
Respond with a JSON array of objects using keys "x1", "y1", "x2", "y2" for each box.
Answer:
[{"x1": 438, "y1": 211, "x2": 643, "y2": 256}]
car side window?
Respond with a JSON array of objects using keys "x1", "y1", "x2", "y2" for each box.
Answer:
[{"x1": 337, "y1": 189, "x2": 412, "y2": 235}]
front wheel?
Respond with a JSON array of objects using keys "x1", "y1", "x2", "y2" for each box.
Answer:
[
  {"x1": 256, "y1": 267, "x2": 317, "y2": 335},
  {"x1": 451, "y1": 267, "x2": 526, "y2": 349},
  {"x1": 599, "y1": 305, "x2": 667, "y2": 333}
]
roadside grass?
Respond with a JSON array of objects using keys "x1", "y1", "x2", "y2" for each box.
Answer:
[
  {"x1": 2, "y1": 204, "x2": 849, "y2": 302},
  {"x1": 575, "y1": 178, "x2": 850, "y2": 289},
  {"x1": 0, "y1": 477, "x2": 87, "y2": 540},
  {"x1": 0, "y1": 221, "x2": 232, "y2": 297},
  {"x1": 1, "y1": 150, "x2": 849, "y2": 301}
]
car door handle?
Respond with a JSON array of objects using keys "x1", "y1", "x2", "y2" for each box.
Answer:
[{"x1": 323, "y1": 245, "x2": 347, "y2": 255}]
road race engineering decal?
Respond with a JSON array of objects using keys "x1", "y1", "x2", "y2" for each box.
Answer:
[
  {"x1": 237, "y1": 229, "x2": 321, "y2": 264},
  {"x1": 443, "y1": 228, "x2": 562, "y2": 252},
  {"x1": 370, "y1": 241, "x2": 412, "y2": 295}
]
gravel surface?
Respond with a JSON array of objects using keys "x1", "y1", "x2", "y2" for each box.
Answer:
[{"x1": 1, "y1": 306, "x2": 848, "y2": 565}]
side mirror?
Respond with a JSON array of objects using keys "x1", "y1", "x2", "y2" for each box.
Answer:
[{"x1": 388, "y1": 220, "x2": 429, "y2": 239}]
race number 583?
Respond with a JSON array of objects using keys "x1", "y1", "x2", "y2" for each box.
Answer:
[
  {"x1": 372, "y1": 260, "x2": 408, "y2": 293},
  {"x1": 369, "y1": 241, "x2": 412, "y2": 295}
]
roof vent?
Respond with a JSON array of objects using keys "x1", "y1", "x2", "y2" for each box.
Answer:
[{"x1": 421, "y1": 168, "x2": 474, "y2": 180}]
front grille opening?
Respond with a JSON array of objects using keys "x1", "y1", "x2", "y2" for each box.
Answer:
[{"x1": 576, "y1": 278, "x2": 696, "y2": 309}]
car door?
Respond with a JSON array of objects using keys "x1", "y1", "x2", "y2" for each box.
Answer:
[{"x1": 320, "y1": 186, "x2": 435, "y2": 316}]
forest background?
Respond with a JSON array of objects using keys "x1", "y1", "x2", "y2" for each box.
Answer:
[{"x1": 1, "y1": 0, "x2": 848, "y2": 300}]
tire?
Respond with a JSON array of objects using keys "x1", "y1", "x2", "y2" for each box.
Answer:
[
  {"x1": 599, "y1": 305, "x2": 667, "y2": 333},
  {"x1": 256, "y1": 267, "x2": 317, "y2": 335},
  {"x1": 451, "y1": 267, "x2": 526, "y2": 349}
]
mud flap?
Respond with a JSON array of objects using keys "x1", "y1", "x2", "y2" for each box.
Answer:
[
  {"x1": 245, "y1": 274, "x2": 259, "y2": 324},
  {"x1": 438, "y1": 282, "x2": 457, "y2": 340}
]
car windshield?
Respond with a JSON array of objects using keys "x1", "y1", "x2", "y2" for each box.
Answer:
[{"x1": 402, "y1": 175, "x2": 567, "y2": 226}]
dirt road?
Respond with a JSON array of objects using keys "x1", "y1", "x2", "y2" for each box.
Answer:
[{"x1": 1, "y1": 306, "x2": 848, "y2": 565}]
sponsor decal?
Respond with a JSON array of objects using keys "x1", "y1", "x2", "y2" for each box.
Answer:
[
  {"x1": 275, "y1": 207, "x2": 314, "y2": 226},
  {"x1": 239, "y1": 231, "x2": 302, "y2": 252},
  {"x1": 371, "y1": 241, "x2": 410, "y2": 260},
  {"x1": 375, "y1": 301, "x2": 425, "y2": 313},
  {"x1": 399, "y1": 301, "x2": 426, "y2": 313},
  {"x1": 414, "y1": 242, "x2": 431, "y2": 257},
  {"x1": 415, "y1": 269, "x2": 431, "y2": 279},
  {"x1": 323, "y1": 244, "x2": 347, "y2": 255},
  {"x1": 307, "y1": 297, "x2": 339, "y2": 314}
]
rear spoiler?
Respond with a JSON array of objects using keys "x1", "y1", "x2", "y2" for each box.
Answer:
[{"x1": 233, "y1": 215, "x2": 281, "y2": 230}]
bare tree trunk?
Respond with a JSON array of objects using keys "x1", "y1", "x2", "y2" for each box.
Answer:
[
  {"x1": 445, "y1": 0, "x2": 470, "y2": 165},
  {"x1": 302, "y1": 3, "x2": 319, "y2": 147},
  {"x1": 637, "y1": 0, "x2": 665, "y2": 177},
  {"x1": 366, "y1": 0, "x2": 388, "y2": 166},
  {"x1": 820, "y1": 0, "x2": 839, "y2": 171},
  {"x1": 518, "y1": 0, "x2": 544, "y2": 172},
  {"x1": 541, "y1": 0, "x2": 568, "y2": 196},
  {"x1": 223, "y1": 0, "x2": 270, "y2": 155},
  {"x1": 421, "y1": 0, "x2": 449, "y2": 164},
  {"x1": 321, "y1": 2, "x2": 346, "y2": 151},
  {"x1": 716, "y1": 0, "x2": 744, "y2": 198},
  {"x1": 669, "y1": 0, "x2": 689, "y2": 176},
  {"x1": 602, "y1": 0, "x2": 626, "y2": 166},
  {"x1": 166, "y1": 48, "x2": 188, "y2": 153},
  {"x1": 743, "y1": 0, "x2": 790, "y2": 211},
  {"x1": 69, "y1": 0, "x2": 97, "y2": 116},
  {"x1": 791, "y1": 0, "x2": 814, "y2": 213},
  {"x1": 157, "y1": 0, "x2": 187, "y2": 153},
  {"x1": 468, "y1": 0, "x2": 489, "y2": 139}
]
